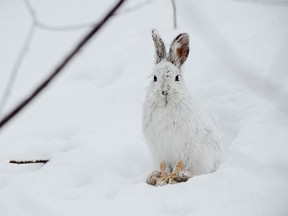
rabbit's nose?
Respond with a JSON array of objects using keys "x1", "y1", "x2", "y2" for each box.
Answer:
[{"x1": 162, "y1": 91, "x2": 168, "y2": 96}]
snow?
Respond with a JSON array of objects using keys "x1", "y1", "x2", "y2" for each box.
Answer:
[{"x1": 0, "y1": 0, "x2": 288, "y2": 215}]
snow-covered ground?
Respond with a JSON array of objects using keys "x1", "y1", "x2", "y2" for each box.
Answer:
[{"x1": 0, "y1": 0, "x2": 288, "y2": 215}]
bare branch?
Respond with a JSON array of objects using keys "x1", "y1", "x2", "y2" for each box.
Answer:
[
  {"x1": 23, "y1": 0, "x2": 37, "y2": 24},
  {"x1": 10, "y1": 160, "x2": 49, "y2": 164},
  {"x1": 0, "y1": 0, "x2": 126, "y2": 130},
  {"x1": 23, "y1": 0, "x2": 151, "y2": 32},
  {"x1": 35, "y1": 22, "x2": 95, "y2": 31},
  {"x1": 171, "y1": 0, "x2": 177, "y2": 29},
  {"x1": 115, "y1": 0, "x2": 152, "y2": 16}
]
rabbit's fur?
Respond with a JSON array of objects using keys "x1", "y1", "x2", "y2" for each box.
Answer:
[{"x1": 143, "y1": 30, "x2": 224, "y2": 184}]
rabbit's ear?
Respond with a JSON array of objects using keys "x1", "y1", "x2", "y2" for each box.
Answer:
[
  {"x1": 168, "y1": 33, "x2": 189, "y2": 68},
  {"x1": 152, "y1": 29, "x2": 166, "y2": 64}
]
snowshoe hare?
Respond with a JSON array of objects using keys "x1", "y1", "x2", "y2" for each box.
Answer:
[{"x1": 143, "y1": 30, "x2": 224, "y2": 186}]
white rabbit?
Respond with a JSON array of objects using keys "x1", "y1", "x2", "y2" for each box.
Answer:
[{"x1": 143, "y1": 30, "x2": 224, "y2": 186}]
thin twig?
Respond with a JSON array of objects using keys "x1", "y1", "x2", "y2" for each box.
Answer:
[
  {"x1": 36, "y1": 22, "x2": 94, "y2": 31},
  {"x1": 115, "y1": 0, "x2": 152, "y2": 16},
  {"x1": 171, "y1": 0, "x2": 177, "y2": 29},
  {"x1": 0, "y1": 24, "x2": 36, "y2": 119},
  {"x1": 23, "y1": 0, "x2": 151, "y2": 32},
  {"x1": 23, "y1": 0, "x2": 37, "y2": 24},
  {"x1": 0, "y1": 0, "x2": 126, "y2": 130},
  {"x1": 10, "y1": 160, "x2": 49, "y2": 164}
]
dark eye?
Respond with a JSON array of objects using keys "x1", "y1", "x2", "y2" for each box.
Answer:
[
  {"x1": 153, "y1": 75, "x2": 157, "y2": 82},
  {"x1": 175, "y1": 75, "x2": 180, "y2": 81}
]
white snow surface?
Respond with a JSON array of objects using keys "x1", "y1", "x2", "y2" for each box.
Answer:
[{"x1": 0, "y1": 0, "x2": 288, "y2": 215}]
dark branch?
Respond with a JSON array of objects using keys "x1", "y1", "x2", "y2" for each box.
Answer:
[
  {"x1": 0, "y1": 0, "x2": 126, "y2": 130},
  {"x1": 10, "y1": 160, "x2": 49, "y2": 164}
]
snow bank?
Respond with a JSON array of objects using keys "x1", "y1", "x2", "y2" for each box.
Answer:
[{"x1": 0, "y1": 0, "x2": 287, "y2": 215}]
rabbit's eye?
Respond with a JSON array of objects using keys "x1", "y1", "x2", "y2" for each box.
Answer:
[
  {"x1": 153, "y1": 75, "x2": 157, "y2": 82},
  {"x1": 175, "y1": 75, "x2": 180, "y2": 81}
]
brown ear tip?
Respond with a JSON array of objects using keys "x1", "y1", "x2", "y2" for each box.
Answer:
[
  {"x1": 175, "y1": 33, "x2": 190, "y2": 44},
  {"x1": 183, "y1": 33, "x2": 190, "y2": 39},
  {"x1": 152, "y1": 29, "x2": 159, "y2": 38}
]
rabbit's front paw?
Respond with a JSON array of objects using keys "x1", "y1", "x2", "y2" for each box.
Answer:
[
  {"x1": 147, "y1": 161, "x2": 170, "y2": 186},
  {"x1": 159, "y1": 161, "x2": 192, "y2": 185},
  {"x1": 170, "y1": 161, "x2": 193, "y2": 183},
  {"x1": 147, "y1": 161, "x2": 193, "y2": 186},
  {"x1": 168, "y1": 170, "x2": 192, "y2": 184}
]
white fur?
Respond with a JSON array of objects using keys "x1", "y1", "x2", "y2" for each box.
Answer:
[{"x1": 143, "y1": 35, "x2": 224, "y2": 175}]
